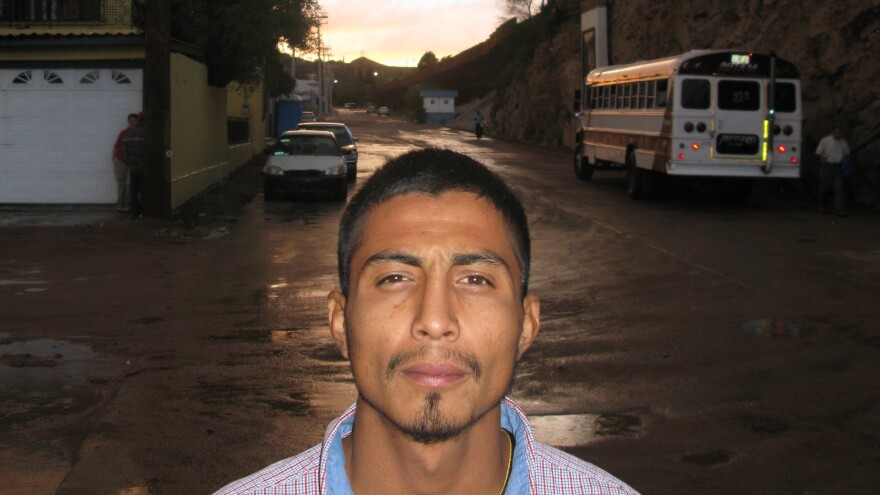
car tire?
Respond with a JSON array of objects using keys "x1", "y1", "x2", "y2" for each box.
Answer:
[
  {"x1": 573, "y1": 144, "x2": 594, "y2": 181},
  {"x1": 347, "y1": 166, "x2": 357, "y2": 182}
]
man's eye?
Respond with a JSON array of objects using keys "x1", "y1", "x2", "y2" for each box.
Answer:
[
  {"x1": 378, "y1": 274, "x2": 407, "y2": 285},
  {"x1": 463, "y1": 274, "x2": 493, "y2": 287}
]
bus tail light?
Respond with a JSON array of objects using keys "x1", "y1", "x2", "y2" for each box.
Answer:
[
  {"x1": 773, "y1": 125, "x2": 781, "y2": 135},
  {"x1": 691, "y1": 143, "x2": 700, "y2": 151},
  {"x1": 791, "y1": 156, "x2": 798, "y2": 163},
  {"x1": 776, "y1": 145, "x2": 786, "y2": 153},
  {"x1": 696, "y1": 122, "x2": 707, "y2": 133},
  {"x1": 678, "y1": 153, "x2": 685, "y2": 160},
  {"x1": 783, "y1": 125, "x2": 793, "y2": 136},
  {"x1": 684, "y1": 122, "x2": 694, "y2": 133}
]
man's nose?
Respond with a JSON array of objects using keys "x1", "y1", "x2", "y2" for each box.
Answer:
[{"x1": 411, "y1": 277, "x2": 460, "y2": 341}]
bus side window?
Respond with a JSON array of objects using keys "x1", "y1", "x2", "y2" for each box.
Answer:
[
  {"x1": 603, "y1": 86, "x2": 611, "y2": 108},
  {"x1": 609, "y1": 85, "x2": 618, "y2": 109},
  {"x1": 629, "y1": 83, "x2": 637, "y2": 108},
  {"x1": 656, "y1": 79, "x2": 669, "y2": 108},
  {"x1": 622, "y1": 84, "x2": 631, "y2": 109},
  {"x1": 647, "y1": 81, "x2": 656, "y2": 108},
  {"x1": 638, "y1": 81, "x2": 648, "y2": 109},
  {"x1": 681, "y1": 79, "x2": 710, "y2": 109}
]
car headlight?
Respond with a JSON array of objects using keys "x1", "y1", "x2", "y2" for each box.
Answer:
[
  {"x1": 324, "y1": 164, "x2": 346, "y2": 176},
  {"x1": 264, "y1": 165, "x2": 284, "y2": 176}
]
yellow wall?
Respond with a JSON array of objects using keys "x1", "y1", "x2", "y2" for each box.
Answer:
[
  {"x1": 169, "y1": 53, "x2": 230, "y2": 209},
  {"x1": 169, "y1": 54, "x2": 264, "y2": 209},
  {"x1": 227, "y1": 81, "x2": 266, "y2": 155}
]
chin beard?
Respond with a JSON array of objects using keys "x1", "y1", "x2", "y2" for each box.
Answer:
[{"x1": 400, "y1": 391, "x2": 460, "y2": 444}]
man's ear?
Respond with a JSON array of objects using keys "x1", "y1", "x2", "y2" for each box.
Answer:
[
  {"x1": 327, "y1": 291, "x2": 349, "y2": 360},
  {"x1": 518, "y1": 294, "x2": 541, "y2": 358}
]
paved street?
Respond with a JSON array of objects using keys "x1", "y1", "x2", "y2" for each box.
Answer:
[{"x1": 1, "y1": 112, "x2": 879, "y2": 494}]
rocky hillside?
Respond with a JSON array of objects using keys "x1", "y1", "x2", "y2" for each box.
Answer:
[{"x1": 485, "y1": 0, "x2": 879, "y2": 181}]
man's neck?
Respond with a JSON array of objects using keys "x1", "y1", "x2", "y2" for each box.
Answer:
[{"x1": 343, "y1": 401, "x2": 510, "y2": 495}]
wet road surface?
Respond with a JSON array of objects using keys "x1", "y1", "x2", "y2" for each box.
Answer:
[{"x1": 1, "y1": 110, "x2": 879, "y2": 494}]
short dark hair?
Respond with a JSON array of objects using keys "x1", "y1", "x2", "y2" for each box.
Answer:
[
  {"x1": 127, "y1": 113, "x2": 138, "y2": 121},
  {"x1": 337, "y1": 148, "x2": 530, "y2": 298}
]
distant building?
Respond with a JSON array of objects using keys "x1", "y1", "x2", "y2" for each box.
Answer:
[{"x1": 420, "y1": 90, "x2": 458, "y2": 123}]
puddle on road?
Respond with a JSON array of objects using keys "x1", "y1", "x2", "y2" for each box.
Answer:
[
  {"x1": 529, "y1": 412, "x2": 644, "y2": 447},
  {"x1": 0, "y1": 337, "x2": 112, "y2": 493},
  {"x1": 529, "y1": 414, "x2": 600, "y2": 447},
  {"x1": 681, "y1": 448, "x2": 731, "y2": 467},
  {"x1": 741, "y1": 319, "x2": 801, "y2": 338},
  {"x1": 0, "y1": 279, "x2": 48, "y2": 286},
  {"x1": 0, "y1": 338, "x2": 106, "y2": 418}
]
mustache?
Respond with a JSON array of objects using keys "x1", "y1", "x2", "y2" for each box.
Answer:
[{"x1": 386, "y1": 346, "x2": 483, "y2": 382}]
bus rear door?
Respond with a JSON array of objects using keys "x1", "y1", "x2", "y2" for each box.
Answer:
[{"x1": 713, "y1": 78, "x2": 764, "y2": 163}]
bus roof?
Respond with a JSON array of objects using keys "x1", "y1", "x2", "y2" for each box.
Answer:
[{"x1": 587, "y1": 49, "x2": 800, "y2": 85}]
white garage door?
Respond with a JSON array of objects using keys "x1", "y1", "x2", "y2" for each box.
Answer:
[{"x1": 0, "y1": 67, "x2": 143, "y2": 204}]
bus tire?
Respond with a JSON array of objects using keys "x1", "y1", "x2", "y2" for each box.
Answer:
[
  {"x1": 625, "y1": 151, "x2": 647, "y2": 199},
  {"x1": 573, "y1": 145, "x2": 594, "y2": 181}
]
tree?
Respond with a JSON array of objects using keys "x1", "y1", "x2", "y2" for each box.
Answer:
[
  {"x1": 417, "y1": 51, "x2": 438, "y2": 71},
  {"x1": 500, "y1": 0, "x2": 545, "y2": 20},
  {"x1": 170, "y1": 0, "x2": 322, "y2": 94}
]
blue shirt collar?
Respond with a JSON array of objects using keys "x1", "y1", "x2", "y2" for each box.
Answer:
[{"x1": 323, "y1": 399, "x2": 532, "y2": 495}]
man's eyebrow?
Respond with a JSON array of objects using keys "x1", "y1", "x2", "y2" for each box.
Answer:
[
  {"x1": 453, "y1": 251, "x2": 511, "y2": 271},
  {"x1": 362, "y1": 252, "x2": 421, "y2": 269},
  {"x1": 361, "y1": 251, "x2": 511, "y2": 271}
]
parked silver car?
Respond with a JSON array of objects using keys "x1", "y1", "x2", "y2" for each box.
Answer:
[
  {"x1": 295, "y1": 122, "x2": 359, "y2": 181},
  {"x1": 263, "y1": 130, "x2": 347, "y2": 201}
]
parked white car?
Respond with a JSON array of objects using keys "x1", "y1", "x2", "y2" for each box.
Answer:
[{"x1": 263, "y1": 130, "x2": 347, "y2": 201}]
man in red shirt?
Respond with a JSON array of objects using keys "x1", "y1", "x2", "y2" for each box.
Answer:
[{"x1": 113, "y1": 113, "x2": 138, "y2": 211}]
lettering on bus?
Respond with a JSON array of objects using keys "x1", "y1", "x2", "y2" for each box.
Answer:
[
  {"x1": 719, "y1": 61, "x2": 760, "y2": 74},
  {"x1": 717, "y1": 134, "x2": 759, "y2": 155}
]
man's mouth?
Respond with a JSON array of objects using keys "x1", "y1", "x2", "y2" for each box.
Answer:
[{"x1": 401, "y1": 363, "x2": 468, "y2": 389}]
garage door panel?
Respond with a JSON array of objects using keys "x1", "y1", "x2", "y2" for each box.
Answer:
[{"x1": 0, "y1": 68, "x2": 142, "y2": 204}]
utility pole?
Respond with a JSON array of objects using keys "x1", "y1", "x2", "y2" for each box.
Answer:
[
  {"x1": 315, "y1": 15, "x2": 328, "y2": 116},
  {"x1": 143, "y1": 0, "x2": 172, "y2": 218}
]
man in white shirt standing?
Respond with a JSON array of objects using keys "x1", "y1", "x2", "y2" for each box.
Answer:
[{"x1": 815, "y1": 125, "x2": 851, "y2": 217}]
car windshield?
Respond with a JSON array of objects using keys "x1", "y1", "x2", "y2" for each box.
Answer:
[
  {"x1": 299, "y1": 125, "x2": 353, "y2": 146},
  {"x1": 273, "y1": 136, "x2": 339, "y2": 156}
]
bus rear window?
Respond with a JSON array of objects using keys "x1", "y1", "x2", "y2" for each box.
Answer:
[
  {"x1": 718, "y1": 80, "x2": 760, "y2": 111},
  {"x1": 772, "y1": 82, "x2": 797, "y2": 113},
  {"x1": 681, "y1": 79, "x2": 710, "y2": 109}
]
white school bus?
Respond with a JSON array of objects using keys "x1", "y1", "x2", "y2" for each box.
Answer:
[{"x1": 572, "y1": 50, "x2": 802, "y2": 199}]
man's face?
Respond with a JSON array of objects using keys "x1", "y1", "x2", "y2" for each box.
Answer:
[
  {"x1": 832, "y1": 128, "x2": 844, "y2": 139},
  {"x1": 128, "y1": 117, "x2": 137, "y2": 127},
  {"x1": 328, "y1": 191, "x2": 540, "y2": 443}
]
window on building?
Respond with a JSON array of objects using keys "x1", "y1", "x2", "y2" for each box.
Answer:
[{"x1": 80, "y1": 70, "x2": 100, "y2": 84}]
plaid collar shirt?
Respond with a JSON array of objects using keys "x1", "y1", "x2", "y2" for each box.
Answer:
[{"x1": 213, "y1": 397, "x2": 639, "y2": 495}]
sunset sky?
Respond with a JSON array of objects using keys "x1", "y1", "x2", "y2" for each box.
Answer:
[{"x1": 313, "y1": 0, "x2": 508, "y2": 67}]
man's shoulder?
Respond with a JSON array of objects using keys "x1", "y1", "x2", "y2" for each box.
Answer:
[
  {"x1": 529, "y1": 441, "x2": 639, "y2": 494},
  {"x1": 212, "y1": 444, "x2": 323, "y2": 495}
]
